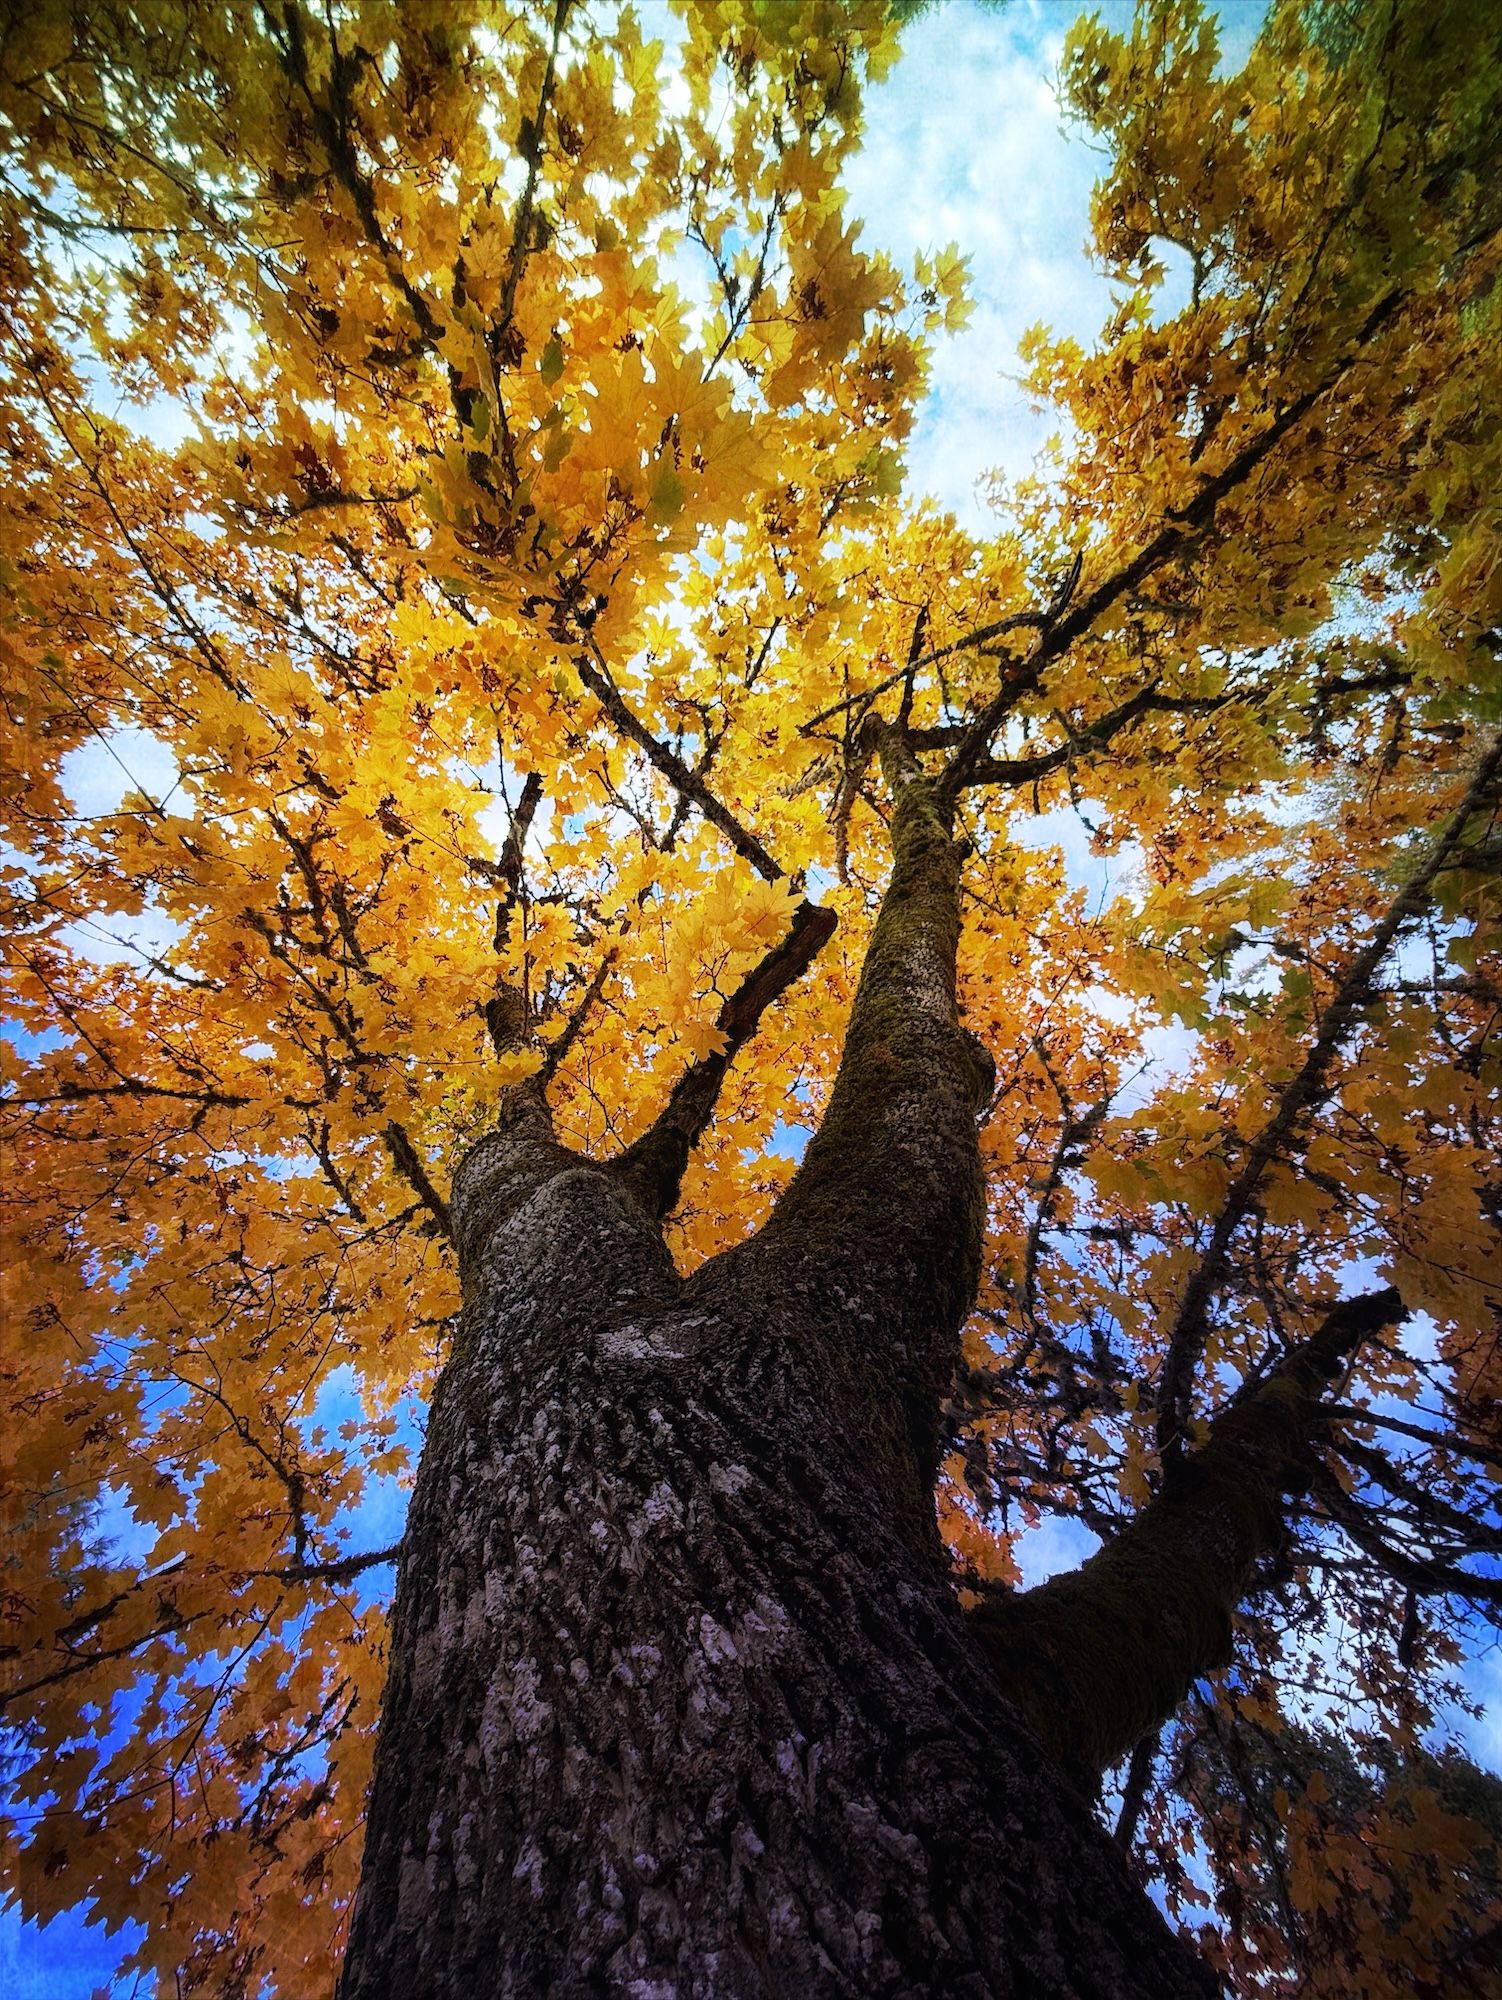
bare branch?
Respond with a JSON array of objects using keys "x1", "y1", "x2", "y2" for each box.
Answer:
[
  {"x1": 538, "y1": 948, "x2": 618, "y2": 1087},
  {"x1": 576, "y1": 648, "x2": 785, "y2": 881},
  {"x1": 1307, "y1": 1463, "x2": 1502, "y2": 1607},
  {"x1": 970, "y1": 1289, "x2": 1406, "y2": 1784}
]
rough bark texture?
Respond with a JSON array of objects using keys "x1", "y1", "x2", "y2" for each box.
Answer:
[
  {"x1": 339, "y1": 741, "x2": 1217, "y2": 1999},
  {"x1": 339, "y1": 1185, "x2": 1209, "y2": 1998}
]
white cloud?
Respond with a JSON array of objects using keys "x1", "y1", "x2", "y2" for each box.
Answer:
[
  {"x1": 845, "y1": 0, "x2": 1126, "y2": 527},
  {"x1": 1113, "y1": 1017, "x2": 1202, "y2": 1110},
  {"x1": 1011, "y1": 800, "x2": 1151, "y2": 911},
  {"x1": 49, "y1": 728, "x2": 190, "y2": 967},
  {"x1": 1013, "y1": 1509, "x2": 1101, "y2": 1587},
  {"x1": 847, "y1": 1, "x2": 1266, "y2": 528},
  {"x1": 55, "y1": 902, "x2": 190, "y2": 970}
]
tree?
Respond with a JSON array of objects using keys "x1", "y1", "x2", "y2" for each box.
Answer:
[{"x1": 1, "y1": 0, "x2": 1499, "y2": 1991}]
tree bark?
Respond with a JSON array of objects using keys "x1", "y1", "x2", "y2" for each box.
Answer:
[
  {"x1": 339, "y1": 737, "x2": 1215, "y2": 1999},
  {"x1": 338, "y1": 1178, "x2": 1209, "y2": 1997}
]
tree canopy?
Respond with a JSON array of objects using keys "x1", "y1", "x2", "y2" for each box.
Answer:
[{"x1": 1, "y1": 0, "x2": 1499, "y2": 1992}]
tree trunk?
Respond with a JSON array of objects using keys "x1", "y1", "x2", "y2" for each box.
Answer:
[
  {"x1": 338, "y1": 1154, "x2": 1209, "y2": 1997},
  {"x1": 339, "y1": 735, "x2": 1215, "y2": 1997}
]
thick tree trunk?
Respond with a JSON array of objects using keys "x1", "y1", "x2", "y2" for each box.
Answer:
[
  {"x1": 339, "y1": 1162, "x2": 1208, "y2": 1997},
  {"x1": 340, "y1": 737, "x2": 1215, "y2": 1996}
]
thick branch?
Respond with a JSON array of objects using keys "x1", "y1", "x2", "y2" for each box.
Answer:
[
  {"x1": 480, "y1": 769, "x2": 546, "y2": 1057},
  {"x1": 615, "y1": 900, "x2": 836, "y2": 1218},
  {"x1": 1114, "y1": 1729, "x2": 1160, "y2": 1852},
  {"x1": 969, "y1": 1288, "x2": 1406, "y2": 1788},
  {"x1": 383, "y1": 1120, "x2": 452, "y2": 1238},
  {"x1": 732, "y1": 724, "x2": 995, "y2": 1547},
  {"x1": 950, "y1": 683, "x2": 1229, "y2": 790},
  {"x1": 488, "y1": 768, "x2": 544, "y2": 949}
]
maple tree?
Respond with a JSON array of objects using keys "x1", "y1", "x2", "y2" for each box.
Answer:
[{"x1": 2, "y1": 0, "x2": 1500, "y2": 1991}]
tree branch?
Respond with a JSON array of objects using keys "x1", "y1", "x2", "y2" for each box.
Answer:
[
  {"x1": 951, "y1": 681, "x2": 1229, "y2": 791},
  {"x1": 1114, "y1": 1728, "x2": 1161, "y2": 1853},
  {"x1": 496, "y1": 0, "x2": 572, "y2": 340},
  {"x1": 615, "y1": 899, "x2": 836, "y2": 1217},
  {"x1": 382, "y1": 1120, "x2": 452, "y2": 1238},
  {"x1": 487, "y1": 768, "x2": 545, "y2": 950},
  {"x1": 0, "y1": 1543, "x2": 401, "y2": 1712},
  {"x1": 575, "y1": 649, "x2": 785, "y2": 881},
  {"x1": 968, "y1": 1288, "x2": 1406, "y2": 1787},
  {"x1": 730, "y1": 723, "x2": 997, "y2": 1550},
  {"x1": 1306, "y1": 1465, "x2": 1502, "y2": 1608},
  {"x1": 1155, "y1": 729, "x2": 1502, "y2": 1459},
  {"x1": 933, "y1": 291, "x2": 1406, "y2": 809},
  {"x1": 538, "y1": 947, "x2": 618, "y2": 1088},
  {"x1": 265, "y1": 2, "x2": 444, "y2": 347}
]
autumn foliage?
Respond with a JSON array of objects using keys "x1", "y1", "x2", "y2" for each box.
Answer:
[{"x1": 1, "y1": 0, "x2": 1499, "y2": 1992}]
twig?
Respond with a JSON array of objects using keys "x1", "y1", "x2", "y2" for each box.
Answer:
[
  {"x1": 537, "y1": 948, "x2": 617, "y2": 1086},
  {"x1": 576, "y1": 647, "x2": 784, "y2": 881}
]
